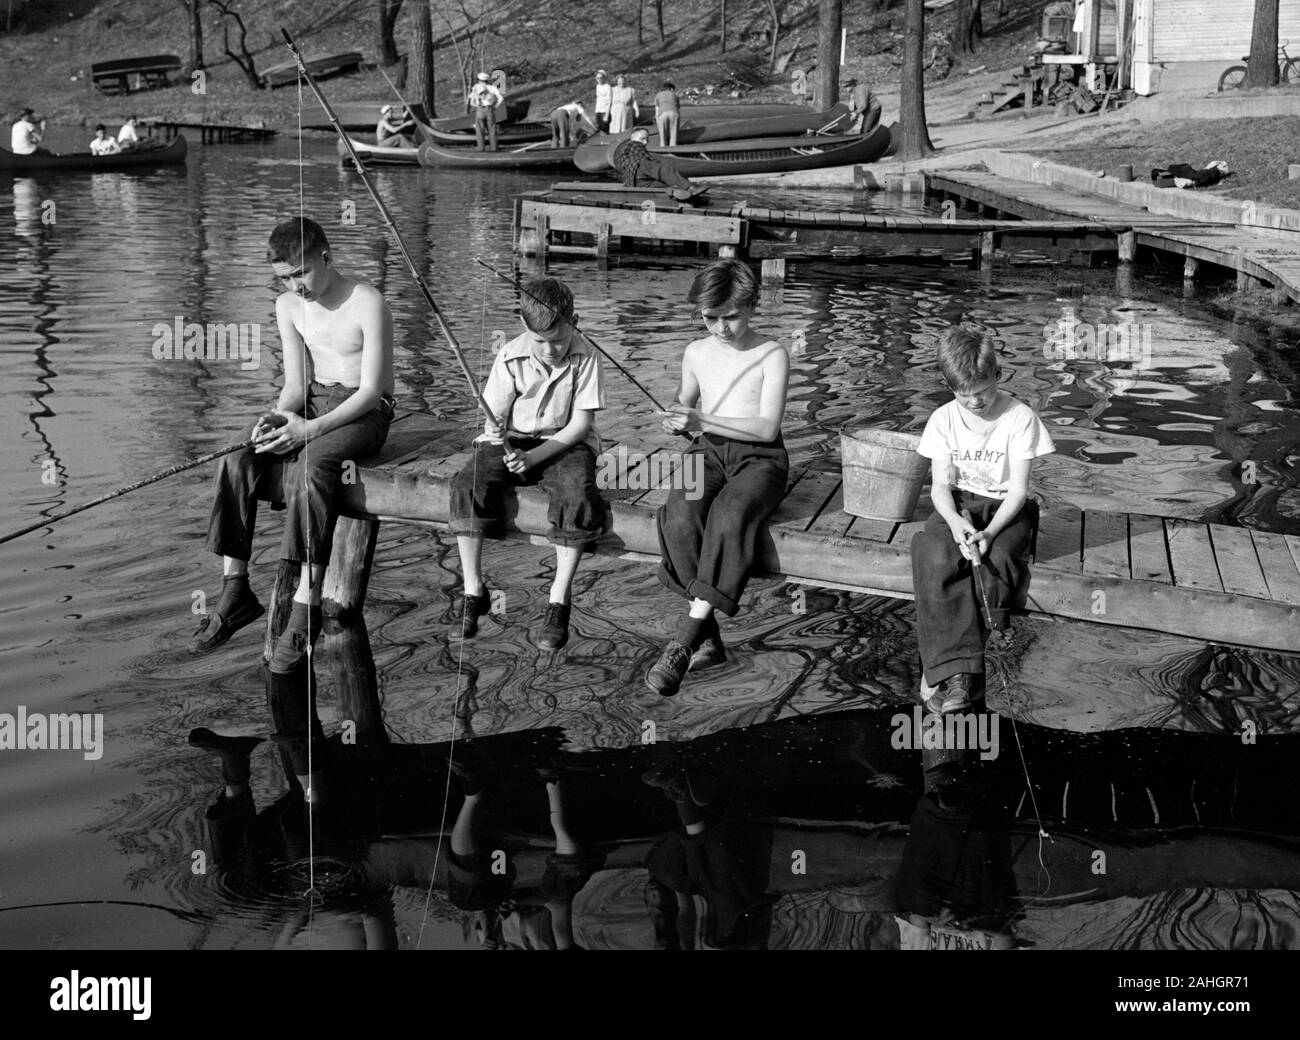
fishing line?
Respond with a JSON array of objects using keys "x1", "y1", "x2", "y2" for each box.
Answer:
[
  {"x1": 962, "y1": 509, "x2": 1053, "y2": 896},
  {"x1": 295, "y1": 65, "x2": 320, "y2": 925}
]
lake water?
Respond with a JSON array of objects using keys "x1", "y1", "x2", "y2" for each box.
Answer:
[{"x1": 1, "y1": 133, "x2": 1298, "y2": 950}]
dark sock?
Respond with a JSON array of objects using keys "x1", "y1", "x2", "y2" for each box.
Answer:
[
  {"x1": 216, "y1": 574, "x2": 252, "y2": 614},
  {"x1": 674, "y1": 615, "x2": 709, "y2": 651},
  {"x1": 675, "y1": 799, "x2": 707, "y2": 827},
  {"x1": 188, "y1": 727, "x2": 263, "y2": 784}
]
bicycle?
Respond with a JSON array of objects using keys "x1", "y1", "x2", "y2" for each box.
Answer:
[{"x1": 1217, "y1": 39, "x2": 1300, "y2": 91}]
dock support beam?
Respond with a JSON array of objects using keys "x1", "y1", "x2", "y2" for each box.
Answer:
[
  {"x1": 1183, "y1": 256, "x2": 1198, "y2": 281},
  {"x1": 1117, "y1": 231, "x2": 1136, "y2": 263},
  {"x1": 761, "y1": 259, "x2": 786, "y2": 284},
  {"x1": 320, "y1": 516, "x2": 386, "y2": 744}
]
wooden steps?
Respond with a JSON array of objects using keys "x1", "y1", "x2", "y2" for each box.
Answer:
[{"x1": 306, "y1": 415, "x2": 1300, "y2": 653}]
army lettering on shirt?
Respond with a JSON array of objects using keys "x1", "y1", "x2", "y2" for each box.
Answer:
[{"x1": 917, "y1": 397, "x2": 1055, "y2": 499}]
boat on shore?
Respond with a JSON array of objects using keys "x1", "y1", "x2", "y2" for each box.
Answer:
[
  {"x1": 300, "y1": 98, "x2": 531, "y2": 133},
  {"x1": 338, "y1": 136, "x2": 420, "y2": 165},
  {"x1": 573, "y1": 124, "x2": 892, "y2": 179},
  {"x1": 416, "y1": 140, "x2": 578, "y2": 170},
  {"x1": 0, "y1": 135, "x2": 188, "y2": 172},
  {"x1": 670, "y1": 103, "x2": 852, "y2": 144}
]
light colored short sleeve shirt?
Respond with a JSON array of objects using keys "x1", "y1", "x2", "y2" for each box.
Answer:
[
  {"x1": 118, "y1": 123, "x2": 139, "y2": 144},
  {"x1": 11, "y1": 118, "x2": 39, "y2": 154},
  {"x1": 481, "y1": 332, "x2": 605, "y2": 449},
  {"x1": 594, "y1": 82, "x2": 612, "y2": 114},
  {"x1": 917, "y1": 396, "x2": 1055, "y2": 499}
]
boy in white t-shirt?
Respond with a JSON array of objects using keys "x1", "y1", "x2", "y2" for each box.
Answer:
[{"x1": 911, "y1": 328, "x2": 1055, "y2": 714}]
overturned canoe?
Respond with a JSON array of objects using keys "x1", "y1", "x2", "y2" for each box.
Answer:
[
  {"x1": 0, "y1": 135, "x2": 188, "y2": 172},
  {"x1": 416, "y1": 140, "x2": 577, "y2": 170}
]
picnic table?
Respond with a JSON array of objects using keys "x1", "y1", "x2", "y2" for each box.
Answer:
[{"x1": 91, "y1": 54, "x2": 182, "y2": 95}]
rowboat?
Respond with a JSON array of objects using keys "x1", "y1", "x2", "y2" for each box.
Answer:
[
  {"x1": 416, "y1": 140, "x2": 577, "y2": 170},
  {"x1": 0, "y1": 135, "x2": 188, "y2": 172},
  {"x1": 671, "y1": 102, "x2": 852, "y2": 144},
  {"x1": 419, "y1": 120, "x2": 553, "y2": 148},
  {"x1": 262, "y1": 51, "x2": 363, "y2": 89},
  {"x1": 572, "y1": 124, "x2": 892, "y2": 178},
  {"x1": 337, "y1": 136, "x2": 420, "y2": 166}
]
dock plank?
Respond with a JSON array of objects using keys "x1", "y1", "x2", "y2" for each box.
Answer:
[
  {"x1": 1208, "y1": 523, "x2": 1270, "y2": 599},
  {"x1": 1082, "y1": 509, "x2": 1129, "y2": 579},
  {"x1": 1127, "y1": 513, "x2": 1172, "y2": 584},
  {"x1": 772, "y1": 471, "x2": 839, "y2": 532},
  {"x1": 805, "y1": 484, "x2": 856, "y2": 540},
  {"x1": 1033, "y1": 503, "x2": 1082, "y2": 571},
  {"x1": 1249, "y1": 530, "x2": 1300, "y2": 605},
  {"x1": 1165, "y1": 518, "x2": 1223, "y2": 592}
]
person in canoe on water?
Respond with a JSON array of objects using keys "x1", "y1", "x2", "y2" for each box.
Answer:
[
  {"x1": 11, "y1": 108, "x2": 49, "y2": 156},
  {"x1": 376, "y1": 104, "x2": 416, "y2": 148},
  {"x1": 611, "y1": 127, "x2": 695, "y2": 194},
  {"x1": 189, "y1": 217, "x2": 396, "y2": 671},
  {"x1": 89, "y1": 124, "x2": 122, "y2": 156},
  {"x1": 117, "y1": 114, "x2": 142, "y2": 150}
]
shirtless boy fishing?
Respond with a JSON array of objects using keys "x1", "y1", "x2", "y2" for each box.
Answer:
[
  {"x1": 189, "y1": 217, "x2": 396, "y2": 672},
  {"x1": 648, "y1": 259, "x2": 790, "y2": 696}
]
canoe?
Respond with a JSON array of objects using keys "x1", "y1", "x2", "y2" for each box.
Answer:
[
  {"x1": 671, "y1": 103, "x2": 852, "y2": 144},
  {"x1": 572, "y1": 124, "x2": 892, "y2": 179},
  {"x1": 419, "y1": 120, "x2": 553, "y2": 148},
  {"x1": 426, "y1": 100, "x2": 532, "y2": 133},
  {"x1": 337, "y1": 136, "x2": 420, "y2": 165},
  {"x1": 416, "y1": 140, "x2": 577, "y2": 170},
  {"x1": 262, "y1": 51, "x2": 363, "y2": 89},
  {"x1": 0, "y1": 135, "x2": 188, "y2": 172}
]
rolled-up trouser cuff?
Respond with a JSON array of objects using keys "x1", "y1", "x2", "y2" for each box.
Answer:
[{"x1": 686, "y1": 579, "x2": 739, "y2": 617}]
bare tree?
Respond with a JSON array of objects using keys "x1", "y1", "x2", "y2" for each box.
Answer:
[
  {"x1": 764, "y1": 0, "x2": 783, "y2": 72},
  {"x1": 655, "y1": 0, "x2": 666, "y2": 40},
  {"x1": 376, "y1": 0, "x2": 405, "y2": 67},
  {"x1": 953, "y1": 0, "x2": 982, "y2": 55},
  {"x1": 815, "y1": 0, "x2": 841, "y2": 108},
  {"x1": 1245, "y1": 0, "x2": 1280, "y2": 88},
  {"x1": 637, "y1": 0, "x2": 644, "y2": 45},
  {"x1": 175, "y1": 0, "x2": 205, "y2": 74},
  {"x1": 720, "y1": 0, "x2": 727, "y2": 53},
  {"x1": 898, "y1": 0, "x2": 934, "y2": 158},
  {"x1": 436, "y1": 2, "x2": 491, "y2": 111},
  {"x1": 207, "y1": 1, "x2": 261, "y2": 89},
  {"x1": 410, "y1": 0, "x2": 436, "y2": 116}
]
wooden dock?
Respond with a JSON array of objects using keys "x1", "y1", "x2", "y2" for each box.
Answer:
[
  {"x1": 281, "y1": 415, "x2": 1300, "y2": 654},
  {"x1": 928, "y1": 169, "x2": 1300, "y2": 303},
  {"x1": 148, "y1": 120, "x2": 276, "y2": 144},
  {"x1": 513, "y1": 186, "x2": 1128, "y2": 264}
]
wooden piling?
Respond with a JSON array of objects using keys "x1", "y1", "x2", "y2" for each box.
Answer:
[
  {"x1": 761, "y1": 258, "x2": 786, "y2": 284},
  {"x1": 320, "y1": 516, "x2": 386, "y2": 743},
  {"x1": 1117, "y1": 231, "x2": 1136, "y2": 263}
]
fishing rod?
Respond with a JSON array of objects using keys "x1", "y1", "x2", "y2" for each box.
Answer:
[
  {"x1": 0, "y1": 439, "x2": 254, "y2": 547},
  {"x1": 961, "y1": 507, "x2": 996, "y2": 630},
  {"x1": 280, "y1": 29, "x2": 498, "y2": 427}
]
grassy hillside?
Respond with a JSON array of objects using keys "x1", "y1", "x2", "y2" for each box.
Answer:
[{"x1": 0, "y1": 0, "x2": 1047, "y2": 127}]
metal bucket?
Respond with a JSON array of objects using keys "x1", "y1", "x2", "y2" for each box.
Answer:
[{"x1": 840, "y1": 427, "x2": 928, "y2": 522}]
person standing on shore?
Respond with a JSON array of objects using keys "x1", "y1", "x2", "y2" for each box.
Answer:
[
  {"x1": 844, "y1": 77, "x2": 881, "y2": 135},
  {"x1": 593, "y1": 70, "x2": 613, "y2": 133},
  {"x1": 548, "y1": 101, "x2": 596, "y2": 148},
  {"x1": 609, "y1": 74, "x2": 639, "y2": 134},
  {"x1": 468, "y1": 72, "x2": 504, "y2": 152},
  {"x1": 654, "y1": 81, "x2": 680, "y2": 147}
]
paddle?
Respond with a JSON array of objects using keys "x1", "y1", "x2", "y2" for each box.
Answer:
[{"x1": 0, "y1": 440, "x2": 255, "y2": 547}]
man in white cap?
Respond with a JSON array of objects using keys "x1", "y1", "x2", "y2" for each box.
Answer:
[
  {"x1": 467, "y1": 71, "x2": 504, "y2": 151},
  {"x1": 376, "y1": 104, "x2": 415, "y2": 148},
  {"x1": 593, "y1": 70, "x2": 612, "y2": 133},
  {"x1": 844, "y1": 76, "x2": 881, "y2": 134}
]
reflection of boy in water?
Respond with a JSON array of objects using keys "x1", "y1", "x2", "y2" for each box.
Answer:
[
  {"x1": 447, "y1": 746, "x2": 603, "y2": 950},
  {"x1": 641, "y1": 761, "x2": 772, "y2": 950}
]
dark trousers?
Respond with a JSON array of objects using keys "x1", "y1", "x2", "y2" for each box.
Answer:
[
  {"x1": 205, "y1": 382, "x2": 393, "y2": 567},
  {"x1": 657, "y1": 434, "x2": 789, "y2": 616},
  {"x1": 473, "y1": 108, "x2": 498, "y2": 151},
  {"x1": 449, "y1": 437, "x2": 605, "y2": 547},
  {"x1": 909, "y1": 491, "x2": 1038, "y2": 685}
]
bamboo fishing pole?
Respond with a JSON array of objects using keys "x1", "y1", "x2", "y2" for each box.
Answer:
[
  {"x1": 0, "y1": 440, "x2": 255, "y2": 547},
  {"x1": 280, "y1": 29, "x2": 499, "y2": 427}
]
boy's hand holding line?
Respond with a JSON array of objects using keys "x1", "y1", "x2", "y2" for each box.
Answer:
[{"x1": 252, "y1": 410, "x2": 312, "y2": 456}]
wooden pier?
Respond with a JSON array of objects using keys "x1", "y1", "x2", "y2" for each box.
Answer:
[
  {"x1": 148, "y1": 120, "x2": 276, "y2": 144},
  {"x1": 269, "y1": 415, "x2": 1300, "y2": 655},
  {"x1": 514, "y1": 185, "x2": 1129, "y2": 265}
]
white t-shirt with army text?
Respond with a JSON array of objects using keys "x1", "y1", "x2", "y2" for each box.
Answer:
[{"x1": 917, "y1": 395, "x2": 1055, "y2": 500}]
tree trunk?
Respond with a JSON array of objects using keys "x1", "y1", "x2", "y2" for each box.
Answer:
[
  {"x1": 766, "y1": 0, "x2": 782, "y2": 73},
  {"x1": 186, "y1": 0, "x2": 204, "y2": 72},
  {"x1": 1244, "y1": 0, "x2": 1280, "y2": 88},
  {"x1": 655, "y1": 0, "x2": 665, "y2": 41},
  {"x1": 208, "y1": 1, "x2": 260, "y2": 88},
  {"x1": 898, "y1": 0, "x2": 934, "y2": 159},
  {"x1": 815, "y1": 0, "x2": 841, "y2": 108},
  {"x1": 409, "y1": 0, "x2": 436, "y2": 117},
  {"x1": 720, "y1": 0, "x2": 727, "y2": 53},
  {"x1": 637, "y1": 0, "x2": 644, "y2": 45},
  {"x1": 376, "y1": 0, "x2": 404, "y2": 66}
]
